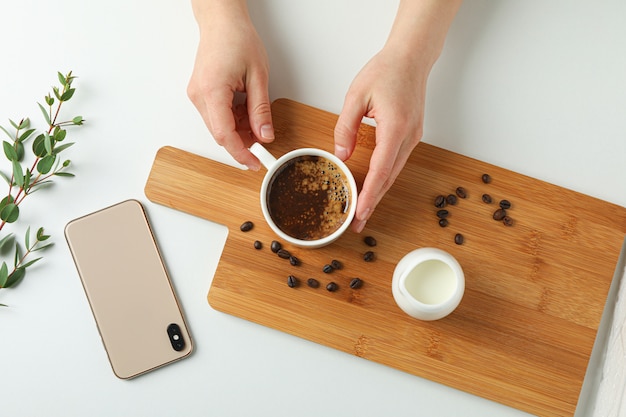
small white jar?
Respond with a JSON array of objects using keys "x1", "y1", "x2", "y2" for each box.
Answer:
[{"x1": 392, "y1": 248, "x2": 465, "y2": 321}]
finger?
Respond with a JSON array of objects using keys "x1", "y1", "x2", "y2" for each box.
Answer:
[
  {"x1": 352, "y1": 125, "x2": 416, "y2": 233},
  {"x1": 246, "y1": 70, "x2": 274, "y2": 143},
  {"x1": 334, "y1": 91, "x2": 369, "y2": 161},
  {"x1": 206, "y1": 88, "x2": 261, "y2": 170}
]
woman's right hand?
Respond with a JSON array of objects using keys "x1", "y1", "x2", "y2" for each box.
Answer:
[{"x1": 187, "y1": 0, "x2": 274, "y2": 171}]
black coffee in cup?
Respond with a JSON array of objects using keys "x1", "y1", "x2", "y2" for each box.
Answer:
[{"x1": 267, "y1": 155, "x2": 352, "y2": 240}]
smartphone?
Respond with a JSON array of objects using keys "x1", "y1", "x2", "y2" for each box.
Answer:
[{"x1": 65, "y1": 199, "x2": 193, "y2": 379}]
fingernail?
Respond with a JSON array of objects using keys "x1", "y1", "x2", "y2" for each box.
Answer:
[
  {"x1": 247, "y1": 162, "x2": 261, "y2": 172},
  {"x1": 335, "y1": 144, "x2": 349, "y2": 161},
  {"x1": 354, "y1": 219, "x2": 367, "y2": 233},
  {"x1": 260, "y1": 124, "x2": 275, "y2": 140}
]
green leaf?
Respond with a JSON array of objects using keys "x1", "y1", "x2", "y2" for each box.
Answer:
[
  {"x1": 0, "y1": 262, "x2": 8, "y2": 288},
  {"x1": 54, "y1": 128, "x2": 66, "y2": 142},
  {"x1": 23, "y1": 168, "x2": 32, "y2": 192},
  {"x1": 0, "y1": 233, "x2": 14, "y2": 254},
  {"x1": 0, "y1": 195, "x2": 15, "y2": 208},
  {"x1": 12, "y1": 160, "x2": 24, "y2": 188},
  {"x1": 9, "y1": 119, "x2": 18, "y2": 129},
  {"x1": 5, "y1": 267, "x2": 26, "y2": 288},
  {"x1": 0, "y1": 203, "x2": 19, "y2": 223},
  {"x1": 18, "y1": 128, "x2": 35, "y2": 142},
  {"x1": 0, "y1": 125, "x2": 13, "y2": 140},
  {"x1": 32, "y1": 243, "x2": 53, "y2": 252},
  {"x1": 17, "y1": 118, "x2": 29, "y2": 129},
  {"x1": 53, "y1": 142, "x2": 74, "y2": 154},
  {"x1": 25, "y1": 225, "x2": 31, "y2": 248},
  {"x1": 45, "y1": 94, "x2": 54, "y2": 106},
  {"x1": 16, "y1": 141, "x2": 25, "y2": 161},
  {"x1": 32, "y1": 133, "x2": 46, "y2": 157},
  {"x1": 37, "y1": 227, "x2": 50, "y2": 241},
  {"x1": 44, "y1": 132, "x2": 53, "y2": 155},
  {"x1": 37, "y1": 154, "x2": 56, "y2": 174},
  {"x1": 20, "y1": 257, "x2": 42, "y2": 269},
  {"x1": 3, "y1": 141, "x2": 18, "y2": 161},
  {"x1": 54, "y1": 172, "x2": 75, "y2": 177},
  {"x1": 0, "y1": 171, "x2": 12, "y2": 185},
  {"x1": 57, "y1": 71, "x2": 66, "y2": 86},
  {"x1": 72, "y1": 116, "x2": 84, "y2": 125},
  {"x1": 37, "y1": 103, "x2": 51, "y2": 125},
  {"x1": 60, "y1": 88, "x2": 75, "y2": 101},
  {"x1": 53, "y1": 86, "x2": 61, "y2": 101}
]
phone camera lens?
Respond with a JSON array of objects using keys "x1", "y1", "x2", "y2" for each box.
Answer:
[{"x1": 167, "y1": 323, "x2": 186, "y2": 352}]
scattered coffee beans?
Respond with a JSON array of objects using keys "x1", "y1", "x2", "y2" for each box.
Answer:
[
  {"x1": 326, "y1": 282, "x2": 338, "y2": 292},
  {"x1": 503, "y1": 216, "x2": 514, "y2": 227},
  {"x1": 434, "y1": 195, "x2": 446, "y2": 208},
  {"x1": 271, "y1": 240, "x2": 282, "y2": 253},
  {"x1": 287, "y1": 275, "x2": 299, "y2": 288},
  {"x1": 289, "y1": 255, "x2": 300, "y2": 266},
  {"x1": 436, "y1": 209, "x2": 449, "y2": 219},
  {"x1": 446, "y1": 194, "x2": 458, "y2": 205},
  {"x1": 363, "y1": 251, "x2": 375, "y2": 262},
  {"x1": 253, "y1": 240, "x2": 262, "y2": 250},
  {"x1": 482, "y1": 194, "x2": 492, "y2": 204},
  {"x1": 454, "y1": 233, "x2": 464, "y2": 245},
  {"x1": 499, "y1": 199, "x2": 511, "y2": 210},
  {"x1": 331, "y1": 259, "x2": 343, "y2": 270},
  {"x1": 481, "y1": 173, "x2": 491, "y2": 184},
  {"x1": 349, "y1": 278, "x2": 363, "y2": 289},
  {"x1": 277, "y1": 249, "x2": 291, "y2": 259},
  {"x1": 307, "y1": 278, "x2": 320, "y2": 288},
  {"x1": 364, "y1": 236, "x2": 377, "y2": 247},
  {"x1": 438, "y1": 218, "x2": 449, "y2": 227},
  {"x1": 493, "y1": 208, "x2": 507, "y2": 221},
  {"x1": 323, "y1": 264, "x2": 334, "y2": 274},
  {"x1": 240, "y1": 221, "x2": 254, "y2": 232},
  {"x1": 455, "y1": 187, "x2": 467, "y2": 199}
]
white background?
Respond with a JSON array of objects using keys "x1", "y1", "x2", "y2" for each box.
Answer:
[{"x1": 1, "y1": 1, "x2": 625, "y2": 416}]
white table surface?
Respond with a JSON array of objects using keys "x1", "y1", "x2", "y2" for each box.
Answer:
[{"x1": 1, "y1": 1, "x2": 625, "y2": 416}]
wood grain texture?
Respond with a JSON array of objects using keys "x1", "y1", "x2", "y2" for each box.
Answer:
[{"x1": 145, "y1": 99, "x2": 626, "y2": 417}]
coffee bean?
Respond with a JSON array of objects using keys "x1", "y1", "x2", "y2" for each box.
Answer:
[
  {"x1": 364, "y1": 236, "x2": 377, "y2": 247},
  {"x1": 499, "y1": 199, "x2": 511, "y2": 210},
  {"x1": 253, "y1": 240, "x2": 262, "y2": 250},
  {"x1": 434, "y1": 195, "x2": 446, "y2": 208},
  {"x1": 289, "y1": 256, "x2": 301, "y2": 266},
  {"x1": 240, "y1": 221, "x2": 254, "y2": 232},
  {"x1": 481, "y1": 173, "x2": 492, "y2": 184},
  {"x1": 502, "y1": 216, "x2": 514, "y2": 227},
  {"x1": 455, "y1": 187, "x2": 467, "y2": 199},
  {"x1": 436, "y1": 209, "x2": 449, "y2": 219},
  {"x1": 349, "y1": 278, "x2": 363, "y2": 289},
  {"x1": 446, "y1": 194, "x2": 458, "y2": 205},
  {"x1": 287, "y1": 275, "x2": 299, "y2": 288},
  {"x1": 271, "y1": 240, "x2": 282, "y2": 253},
  {"x1": 331, "y1": 259, "x2": 342, "y2": 270},
  {"x1": 493, "y1": 208, "x2": 507, "y2": 221},
  {"x1": 307, "y1": 278, "x2": 320, "y2": 288},
  {"x1": 454, "y1": 233, "x2": 464, "y2": 245},
  {"x1": 277, "y1": 249, "x2": 291, "y2": 259},
  {"x1": 323, "y1": 264, "x2": 334, "y2": 274},
  {"x1": 482, "y1": 194, "x2": 492, "y2": 204},
  {"x1": 363, "y1": 251, "x2": 375, "y2": 262},
  {"x1": 438, "y1": 218, "x2": 449, "y2": 227},
  {"x1": 326, "y1": 282, "x2": 338, "y2": 292}
]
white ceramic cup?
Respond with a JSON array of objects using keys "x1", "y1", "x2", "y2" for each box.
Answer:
[
  {"x1": 392, "y1": 248, "x2": 465, "y2": 321},
  {"x1": 249, "y1": 142, "x2": 358, "y2": 249}
]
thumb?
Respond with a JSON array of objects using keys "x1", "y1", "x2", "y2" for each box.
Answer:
[
  {"x1": 334, "y1": 94, "x2": 367, "y2": 161},
  {"x1": 246, "y1": 74, "x2": 274, "y2": 143}
]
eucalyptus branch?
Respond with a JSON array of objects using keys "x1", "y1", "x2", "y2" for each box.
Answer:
[{"x1": 0, "y1": 71, "x2": 84, "y2": 305}]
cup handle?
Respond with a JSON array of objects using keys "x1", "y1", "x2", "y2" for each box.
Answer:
[{"x1": 249, "y1": 142, "x2": 277, "y2": 170}]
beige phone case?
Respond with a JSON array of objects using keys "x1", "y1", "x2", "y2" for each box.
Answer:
[{"x1": 65, "y1": 199, "x2": 193, "y2": 379}]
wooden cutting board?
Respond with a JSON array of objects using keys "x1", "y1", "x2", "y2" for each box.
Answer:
[{"x1": 145, "y1": 98, "x2": 626, "y2": 417}]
